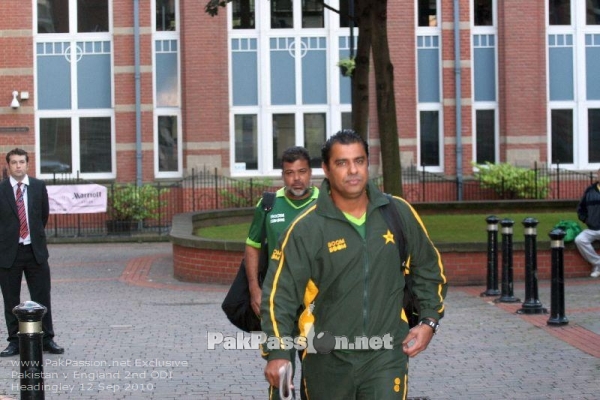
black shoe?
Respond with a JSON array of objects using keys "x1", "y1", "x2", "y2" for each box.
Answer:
[
  {"x1": 0, "y1": 342, "x2": 19, "y2": 357},
  {"x1": 43, "y1": 340, "x2": 64, "y2": 354}
]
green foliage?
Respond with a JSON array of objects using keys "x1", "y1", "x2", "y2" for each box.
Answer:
[
  {"x1": 205, "y1": 0, "x2": 230, "y2": 16},
  {"x1": 218, "y1": 178, "x2": 273, "y2": 208},
  {"x1": 472, "y1": 162, "x2": 550, "y2": 199},
  {"x1": 336, "y1": 57, "x2": 355, "y2": 77},
  {"x1": 109, "y1": 184, "x2": 169, "y2": 221}
]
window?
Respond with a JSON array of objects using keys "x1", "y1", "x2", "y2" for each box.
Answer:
[
  {"x1": 547, "y1": 2, "x2": 600, "y2": 168},
  {"x1": 472, "y1": 1, "x2": 498, "y2": 165},
  {"x1": 234, "y1": 115, "x2": 258, "y2": 171},
  {"x1": 79, "y1": 117, "x2": 112, "y2": 173},
  {"x1": 154, "y1": 0, "x2": 182, "y2": 177},
  {"x1": 302, "y1": 0, "x2": 324, "y2": 28},
  {"x1": 341, "y1": 112, "x2": 352, "y2": 130},
  {"x1": 339, "y1": 0, "x2": 351, "y2": 28},
  {"x1": 420, "y1": 111, "x2": 440, "y2": 166},
  {"x1": 588, "y1": 109, "x2": 600, "y2": 162},
  {"x1": 273, "y1": 114, "x2": 296, "y2": 169},
  {"x1": 475, "y1": 110, "x2": 495, "y2": 164},
  {"x1": 549, "y1": 0, "x2": 571, "y2": 26},
  {"x1": 39, "y1": 118, "x2": 72, "y2": 174},
  {"x1": 418, "y1": 0, "x2": 437, "y2": 27},
  {"x1": 155, "y1": 40, "x2": 179, "y2": 107},
  {"x1": 551, "y1": 109, "x2": 573, "y2": 164},
  {"x1": 474, "y1": 0, "x2": 493, "y2": 26},
  {"x1": 271, "y1": 0, "x2": 293, "y2": 28},
  {"x1": 417, "y1": 1, "x2": 442, "y2": 170},
  {"x1": 229, "y1": 1, "x2": 347, "y2": 174},
  {"x1": 156, "y1": 0, "x2": 176, "y2": 31},
  {"x1": 37, "y1": 0, "x2": 109, "y2": 34},
  {"x1": 588, "y1": 0, "x2": 600, "y2": 25},
  {"x1": 304, "y1": 113, "x2": 326, "y2": 167},
  {"x1": 232, "y1": 0, "x2": 255, "y2": 29},
  {"x1": 157, "y1": 116, "x2": 178, "y2": 172},
  {"x1": 158, "y1": 115, "x2": 179, "y2": 172},
  {"x1": 35, "y1": 0, "x2": 114, "y2": 178}
]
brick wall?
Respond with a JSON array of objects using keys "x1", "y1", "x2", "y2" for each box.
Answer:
[
  {"x1": 172, "y1": 244, "x2": 592, "y2": 286},
  {"x1": 0, "y1": 0, "x2": 559, "y2": 182}
]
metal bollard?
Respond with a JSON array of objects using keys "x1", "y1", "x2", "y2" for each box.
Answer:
[
  {"x1": 547, "y1": 229, "x2": 569, "y2": 326},
  {"x1": 517, "y1": 218, "x2": 547, "y2": 314},
  {"x1": 481, "y1": 215, "x2": 501, "y2": 297},
  {"x1": 13, "y1": 301, "x2": 47, "y2": 400},
  {"x1": 496, "y1": 218, "x2": 520, "y2": 303}
]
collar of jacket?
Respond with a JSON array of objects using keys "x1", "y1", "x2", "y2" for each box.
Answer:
[{"x1": 315, "y1": 178, "x2": 391, "y2": 219}]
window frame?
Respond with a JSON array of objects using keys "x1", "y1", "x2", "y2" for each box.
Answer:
[
  {"x1": 152, "y1": 0, "x2": 183, "y2": 178},
  {"x1": 547, "y1": 0, "x2": 600, "y2": 169},
  {"x1": 227, "y1": 1, "x2": 353, "y2": 176},
  {"x1": 471, "y1": 0, "x2": 499, "y2": 167},
  {"x1": 416, "y1": 0, "x2": 443, "y2": 172},
  {"x1": 33, "y1": 0, "x2": 116, "y2": 180}
]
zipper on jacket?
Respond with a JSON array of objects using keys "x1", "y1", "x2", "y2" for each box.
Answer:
[{"x1": 362, "y1": 232, "x2": 369, "y2": 335}]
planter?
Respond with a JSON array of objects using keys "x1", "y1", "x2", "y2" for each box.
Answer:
[
  {"x1": 339, "y1": 65, "x2": 351, "y2": 77},
  {"x1": 337, "y1": 58, "x2": 355, "y2": 77}
]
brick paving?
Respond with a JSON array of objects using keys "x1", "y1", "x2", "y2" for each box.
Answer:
[{"x1": 0, "y1": 242, "x2": 597, "y2": 399}]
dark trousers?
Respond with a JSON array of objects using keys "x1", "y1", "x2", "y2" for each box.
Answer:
[{"x1": 0, "y1": 245, "x2": 54, "y2": 343}]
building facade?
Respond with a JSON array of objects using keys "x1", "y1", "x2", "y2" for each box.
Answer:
[{"x1": 0, "y1": 0, "x2": 597, "y2": 184}]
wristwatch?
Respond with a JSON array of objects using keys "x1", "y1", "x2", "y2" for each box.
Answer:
[{"x1": 418, "y1": 318, "x2": 439, "y2": 335}]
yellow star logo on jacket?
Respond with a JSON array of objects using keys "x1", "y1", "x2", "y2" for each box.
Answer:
[{"x1": 383, "y1": 229, "x2": 395, "y2": 244}]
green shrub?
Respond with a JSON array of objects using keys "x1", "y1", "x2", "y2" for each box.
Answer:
[
  {"x1": 219, "y1": 178, "x2": 273, "y2": 208},
  {"x1": 109, "y1": 184, "x2": 169, "y2": 221},
  {"x1": 472, "y1": 162, "x2": 550, "y2": 199}
]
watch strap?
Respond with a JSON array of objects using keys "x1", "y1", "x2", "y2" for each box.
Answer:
[{"x1": 418, "y1": 318, "x2": 439, "y2": 334}]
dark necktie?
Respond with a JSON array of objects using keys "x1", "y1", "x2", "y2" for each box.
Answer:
[{"x1": 16, "y1": 183, "x2": 29, "y2": 240}]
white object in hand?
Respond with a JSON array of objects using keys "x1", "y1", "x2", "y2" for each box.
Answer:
[{"x1": 278, "y1": 361, "x2": 293, "y2": 400}]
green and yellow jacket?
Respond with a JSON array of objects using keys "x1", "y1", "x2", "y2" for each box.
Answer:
[{"x1": 261, "y1": 179, "x2": 447, "y2": 361}]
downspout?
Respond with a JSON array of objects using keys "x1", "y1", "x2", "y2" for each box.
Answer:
[
  {"x1": 134, "y1": 0, "x2": 142, "y2": 187},
  {"x1": 454, "y1": 0, "x2": 463, "y2": 200}
]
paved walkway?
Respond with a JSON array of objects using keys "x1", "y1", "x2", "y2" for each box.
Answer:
[{"x1": 0, "y1": 242, "x2": 598, "y2": 399}]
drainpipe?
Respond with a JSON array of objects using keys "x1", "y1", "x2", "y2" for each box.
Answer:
[
  {"x1": 134, "y1": 0, "x2": 142, "y2": 187},
  {"x1": 454, "y1": 0, "x2": 463, "y2": 201}
]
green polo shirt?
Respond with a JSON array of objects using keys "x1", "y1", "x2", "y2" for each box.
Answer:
[{"x1": 246, "y1": 186, "x2": 319, "y2": 257}]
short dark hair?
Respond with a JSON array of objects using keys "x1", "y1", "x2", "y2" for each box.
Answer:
[
  {"x1": 6, "y1": 148, "x2": 28, "y2": 164},
  {"x1": 282, "y1": 146, "x2": 311, "y2": 165},
  {"x1": 321, "y1": 129, "x2": 369, "y2": 166}
]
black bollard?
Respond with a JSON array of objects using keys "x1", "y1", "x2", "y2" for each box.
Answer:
[
  {"x1": 517, "y1": 218, "x2": 547, "y2": 314},
  {"x1": 496, "y1": 218, "x2": 520, "y2": 303},
  {"x1": 547, "y1": 229, "x2": 569, "y2": 326},
  {"x1": 481, "y1": 215, "x2": 501, "y2": 297},
  {"x1": 13, "y1": 301, "x2": 47, "y2": 400}
]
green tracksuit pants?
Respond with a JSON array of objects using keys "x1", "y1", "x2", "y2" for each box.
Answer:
[{"x1": 300, "y1": 347, "x2": 408, "y2": 400}]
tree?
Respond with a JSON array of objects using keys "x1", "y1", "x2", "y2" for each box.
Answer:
[{"x1": 205, "y1": 0, "x2": 403, "y2": 196}]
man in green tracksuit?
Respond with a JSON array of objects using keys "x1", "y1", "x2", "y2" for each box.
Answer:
[{"x1": 261, "y1": 130, "x2": 447, "y2": 399}]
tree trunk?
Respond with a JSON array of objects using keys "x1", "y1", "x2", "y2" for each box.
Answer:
[
  {"x1": 352, "y1": 0, "x2": 371, "y2": 141},
  {"x1": 370, "y1": 0, "x2": 402, "y2": 196}
]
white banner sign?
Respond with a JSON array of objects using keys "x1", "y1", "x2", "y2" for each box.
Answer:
[{"x1": 48, "y1": 184, "x2": 108, "y2": 214}]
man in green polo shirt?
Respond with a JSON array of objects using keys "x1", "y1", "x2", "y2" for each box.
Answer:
[
  {"x1": 245, "y1": 146, "x2": 319, "y2": 317},
  {"x1": 245, "y1": 146, "x2": 318, "y2": 400}
]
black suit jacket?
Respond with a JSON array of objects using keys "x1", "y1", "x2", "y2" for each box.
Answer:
[{"x1": 0, "y1": 177, "x2": 49, "y2": 269}]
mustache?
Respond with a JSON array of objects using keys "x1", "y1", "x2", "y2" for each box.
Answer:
[{"x1": 345, "y1": 175, "x2": 362, "y2": 182}]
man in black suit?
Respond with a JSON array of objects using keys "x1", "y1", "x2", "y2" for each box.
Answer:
[{"x1": 0, "y1": 148, "x2": 63, "y2": 357}]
